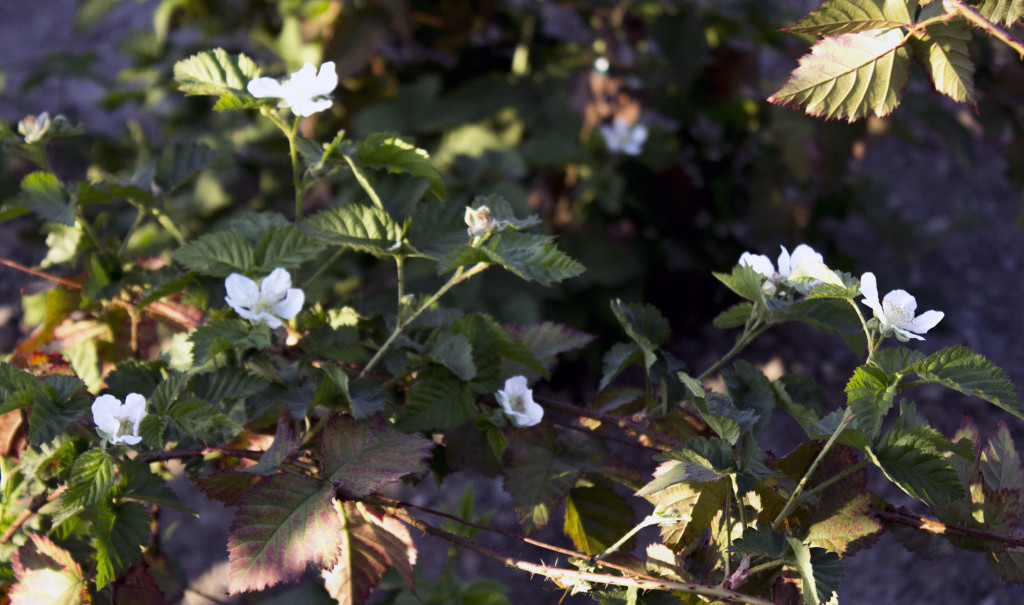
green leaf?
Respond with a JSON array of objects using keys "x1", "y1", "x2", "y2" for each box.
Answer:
[
  {"x1": 980, "y1": 423, "x2": 1024, "y2": 495},
  {"x1": 868, "y1": 438, "x2": 964, "y2": 506},
  {"x1": 224, "y1": 211, "x2": 291, "y2": 243},
  {"x1": 785, "y1": 537, "x2": 842, "y2": 605},
  {"x1": 155, "y1": 140, "x2": 219, "y2": 193},
  {"x1": 785, "y1": 0, "x2": 914, "y2": 36},
  {"x1": 440, "y1": 232, "x2": 585, "y2": 286},
  {"x1": 173, "y1": 48, "x2": 262, "y2": 110},
  {"x1": 318, "y1": 415, "x2": 434, "y2": 499},
  {"x1": 29, "y1": 388, "x2": 91, "y2": 446},
  {"x1": 324, "y1": 502, "x2": 418, "y2": 605},
  {"x1": 227, "y1": 473, "x2": 342, "y2": 593},
  {"x1": 770, "y1": 298, "x2": 866, "y2": 353},
  {"x1": 988, "y1": 547, "x2": 1024, "y2": 582},
  {"x1": 610, "y1": 299, "x2": 670, "y2": 372},
  {"x1": 975, "y1": 0, "x2": 1024, "y2": 26},
  {"x1": 772, "y1": 374, "x2": 828, "y2": 434},
  {"x1": 94, "y1": 501, "x2": 151, "y2": 589},
  {"x1": 641, "y1": 473, "x2": 730, "y2": 547},
  {"x1": 299, "y1": 204, "x2": 403, "y2": 257},
  {"x1": 845, "y1": 364, "x2": 900, "y2": 439},
  {"x1": 357, "y1": 132, "x2": 446, "y2": 200},
  {"x1": 172, "y1": 231, "x2": 254, "y2": 277},
  {"x1": 911, "y1": 346, "x2": 1022, "y2": 419},
  {"x1": 713, "y1": 264, "x2": 765, "y2": 303},
  {"x1": 469, "y1": 194, "x2": 541, "y2": 231},
  {"x1": 502, "y1": 322, "x2": 594, "y2": 382},
  {"x1": 167, "y1": 398, "x2": 239, "y2": 437},
  {"x1": 503, "y1": 427, "x2": 583, "y2": 533},
  {"x1": 599, "y1": 342, "x2": 642, "y2": 391},
  {"x1": 563, "y1": 483, "x2": 636, "y2": 556},
  {"x1": 104, "y1": 361, "x2": 164, "y2": 400},
  {"x1": 0, "y1": 362, "x2": 41, "y2": 414},
  {"x1": 732, "y1": 522, "x2": 788, "y2": 558},
  {"x1": 349, "y1": 378, "x2": 389, "y2": 419},
  {"x1": 244, "y1": 415, "x2": 299, "y2": 476},
  {"x1": 395, "y1": 366, "x2": 476, "y2": 432},
  {"x1": 873, "y1": 346, "x2": 925, "y2": 375},
  {"x1": 724, "y1": 361, "x2": 775, "y2": 438},
  {"x1": 405, "y1": 199, "x2": 468, "y2": 260},
  {"x1": 768, "y1": 28, "x2": 911, "y2": 121},
  {"x1": 713, "y1": 302, "x2": 754, "y2": 329},
  {"x1": 253, "y1": 224, "x2": 326, "y2": 271},
  {"x1": 805, "y1": 490, "x2": 883, "y2": 556},
  {"x1": 189, "y1": 320, "x2": 272, "y2": 365},
  {"x1": 9, "y1": 534, "x2": 88, "y2": 605},
  {"x1": 16, "y1": 171, "x2": 73, "y2": 225},
  {"x1": 194, "y1": 369, "x2": 269, "y2": 403},
  {"x1": 62, "y1": 449, "x2": 116, "y2": 511},
  {"x1": 911, "y1": 20, "x2": 975, "y2": 104},
  {"x1": 427, "y1": 332, "x2": 476, "y2": 382}
]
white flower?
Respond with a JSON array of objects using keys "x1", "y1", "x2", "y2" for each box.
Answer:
[
  {"x1": 92, "y1": 393, "x2": 146, "y2": 445},
  {"x1": 601, "y1": 118, "x2": 648, "y2": 156},
  {"x1": 738, "y1": 244, "x2": 825, "y2": 294},
  {"x1": 225, "y1": 268, "x2": 305, "y2": 329},
  {"x1": 247, "y1": 62, "x2": 338, "y2": 117},
  {"x1": 465, "y1": 205, "x2": 506, "y2": 237},
  {"x1": 496, "y1": 376, "x2": 543, "y2": 427},
  {"x1": 18, "y1": 112, "x2": 51, "y2": 144},
  {"x1": 859, "y1": 272, "x2": 944, "y2": 341}
]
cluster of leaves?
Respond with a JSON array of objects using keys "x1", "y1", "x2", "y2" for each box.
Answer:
[{"x1": 0, "y1": 1, "x2": 1023, "y2": 605}]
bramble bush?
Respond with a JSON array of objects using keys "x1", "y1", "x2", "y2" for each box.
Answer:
[{"x1": 1, "y1": 1, "x2": 1024, "y2": 604}]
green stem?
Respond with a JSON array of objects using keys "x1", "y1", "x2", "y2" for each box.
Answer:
[
  {"x1": 794, "y1": 459, "x2": 868, "y2": 507},
  {"x1": 358, "y1": 262, "x2": 490, "y2": 378},
  {"x1": 698, "y1": 319, "x2": 769, "y2": 381},
  {"x1": 848, "y1": 298, "x2": 876, "y2": 362},
  {"x1": 743, "y1": 559, "x2": 786, "y2": 578},
  {"x1": 288, "y1": 115, "x2": 303, "y2": 219},
  {"x1": 943, "y1": 0, "x2": 1024, "y2": 58},
  {"x1": 772, "y1": 407, "x2": 856, "y2": 531},
  {"x1": 301, "y1": 248, "x2": 345, "y2": 290},
  {"x1": 117, "y1": 209, "x2": 146, "y2": 258},
  {"x1": 76, "y1": 212, "x2": 107, "y2": 254},
  {"x1": 594, "y1": 514, "x2": 659, "y2": 561}
]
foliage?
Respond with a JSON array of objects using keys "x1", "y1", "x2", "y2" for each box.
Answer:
[{"x1": 0, "y1": 0, "x2": 1022, "y2": 604}]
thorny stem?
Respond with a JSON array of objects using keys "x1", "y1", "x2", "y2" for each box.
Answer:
[
  {"x1": 848, "y1": 298, "x2": 877, "y2": 362},
  {"x1": 942, "y1": 0, "x2": 1024, "y2": 58},
  {"x1": 772, "y1": 407, "x2": 856, "y2": 531},
  {"x1": 0, "y1": 485, "x2": 67, "y2": 543},
  {"x1": 594, "y1": 514, "x2": 660, "y2": 561},
  {"x1": 536, "y1": 395, "x2": 684, "y2": 449},
  {"x1": 872, "y1": 507, "x2": 1024, "y2": 548},
  {"x1": 743, "y1": 559, "x2": 786, "y2": 579},
  {"x1": 390, "y1": 506, "x2": 776, "y2": 605},
  {"x1": 795, "y1": 459, "x2": 868, "y2": 506},
  {"x1": 698, "y1": 316, "x2": 769, "y2": 381},
  {"x1": 358, "y1": 262, "x2": 489, "y2": 378}
]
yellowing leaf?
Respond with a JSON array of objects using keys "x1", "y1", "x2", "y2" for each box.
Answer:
[
  {"x1": 912, "y1": 20, "x2": 976, "y2": 104},
  {"x1": 769, "y1": 28, "x2": 911, "y2": 122},
  {"x1": 786, "y1": 0, "x2": 915, "y2": 36}
]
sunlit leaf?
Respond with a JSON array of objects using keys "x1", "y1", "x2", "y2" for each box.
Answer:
[
  {"x1": 299, "y1": 204, "x2": 403, "y2": 257},
  {"x1": 785, "y1": 537, "x2": 843, "y2": 605},
  {"x1": 911, "y1": 346, "x2": 1021, "y2": 419},
  {"x1": 95, "y1": 501, "x2": 151, "y2": 589},
  {"x1": 911, "y1": 19, "x2": 975, "y2": 104},
  {"x1": 15, "y1": 171, "x2": 73, "y2": 226},
  {"x1": 785, "y1": 0, "x2": 914, "y2": 36},
  {"x1": 173, "y1": 48, "x2": 262, "y2": 110},
  {"x1": 254, "y1": 224, "x2": 327, "y2": 270},
  {"x1": 357, "y1": 132, "x2": 446, "y2": 200},
  {"x1": 172, "y1": 231, "x2": 255, "y2": 277},
  {"x1": 768, "y1": 28, "x2": 911, "y2": 121},
  {"x1": 155, "y1": 140, "x2": 220, "y2": 193}
]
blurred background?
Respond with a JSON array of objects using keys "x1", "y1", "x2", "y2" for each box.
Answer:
[{"x1": 1, "y1": 0, "x2": 1023, "y2": 603}]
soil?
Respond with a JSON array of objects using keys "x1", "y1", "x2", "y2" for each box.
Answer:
[{"x1": 2, "y1": 2, "x2": 1024, "y2": 604}]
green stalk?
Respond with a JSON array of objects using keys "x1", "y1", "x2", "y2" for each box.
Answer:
[
  {"x1": 288, "y1": 115, "x2": 303, "y2": 219},
  {"x1": 772, "y1": 407, "x2": 855, "y2": 531}
]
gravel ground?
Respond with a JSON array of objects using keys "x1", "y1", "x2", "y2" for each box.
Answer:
[{"x1": 3, "y1": 2, "x2": 1024, "y2": 605}]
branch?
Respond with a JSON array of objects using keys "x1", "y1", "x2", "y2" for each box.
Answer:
[
  {"x1": 388, "y1": 503, "x2": 776, "y2": 605},
  {"x1": 0, "y1": 485, "x2": 67, "y2": 543},
  {"x1": 872, "y1": 507, "x2": 1024, "y2": 548},
  {"x1": 943, "y1": 0, "x2": 1024, "y2": 59},
  {"x1": 537, "y1": 396, "x2": 687, "y2": 449}
]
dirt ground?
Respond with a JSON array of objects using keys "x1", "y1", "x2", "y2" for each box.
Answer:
[{"x1": 2, "y1": 2, "x2": 1024, "y2": 604}]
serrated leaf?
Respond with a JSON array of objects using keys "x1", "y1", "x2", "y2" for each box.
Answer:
[
  {"x1": 732, "y1": 522, "x2": 788, "y2": 558},
  {"x1": 224, "y1": 211, "x2": 292, "y2": 243},
  {"x1": 599, "y1": 342, "x2": 642, "y2": 391},
  {"x1": 562, "y1": 483, "x2": 636, "y2": 556},
  {"x1": 713, "y1": 264, "x2": 766, "y2": 303},
  {"x1": 845, "y1": 364, "x2": 899, "y2": 438},
  {"x1": 197, "y1": 471, "x2": 259, "y2": 507},
  {"x1": 15, "y1": 171, "x2": 74, "y2": 225},
  {"x1": 0, "y1": 362, "x2": 41, "y2": 414},
  {"x1": 988, "y1": 546, "x2": 1024, "y2": 582},
  {"x1": 805, "y1": 491, "x2": 883, "y2": 556},
  {"x1": 641, "y1": 471, "x2": 730, "y2": 547},
  {"x1": 349, "y1": 379, "x2": 389, "y2": 419},
  {"x1": 873, "y1": 346, "x2": 925, "y2": 375},
  {"x1": 440, "y1": 231, "x2": 585, "y2": 286},
  {"x1": 785, "y1": 537, "x2": 843, "y2": 605},
  {"x1": 770, "y1": 298, "x2": 866, "y2": 354},
  {"x1": 768, "y1": 28, "x2": 911, "y2": 122},
  {"x1": 172, "y1": 231, "x2": 254, "y2": 277},
  {"x1": 469, "y1": 194, "x2": 542, "y2": 231},
  {"x1": 357, "y1": 133, "x2": 446, "y2": 200},
  {"x1": 189, "y1": 320, "x2": 272, "y2": 365},
  {"x1": 299, "y1": 205, "x2": 403, "y2": 257},
  {"x1": 155, "y1": 140, "x2": 219, "y2": 192},
  {"x1": 785, "y1": 0, "x2": 914, "y2": 36},
  {"x1": 28, "y1": 389, "x2": 91, "y2": 446},
  {"x1": 405, "y1": 199, "x2": 467, "y2": 260},
  {"x1": 194, "y1": 369, "x2": 269, "y2": 403},
  {"x1": 95, "y1": 501, "x2": 151, "y2": 589},
  {"x1": 324, "y1": 502, "x2": 418, "y2": 605},
  {"x1": 228, "y1": 473, "x2": 342, "y2": 593},
  {"x1": 610, "y1": 299, "x2": 670, "y2": 372},
  {"x1": 245, "y1": 414, "x2": 299, "y2": 476},
  {"x1": 912, "y1": 19, "x2": 975, "y2": 104},
  {"x1": 427, "y1": 332, "x2": 476, "y2": 381},
  {"x1": 395, "y1": 366, "x2": 476, "y2": 432},
  {"x1": 772, "y1": 374, "x2": 827, "y2": 434},
  {"x1": 724, "y1": 361, "x2": 775, "y2": 439},
  {"x1": 911, "y1": 346, "x2": 1021, "y2": 419},
  {"x1": 713, "y1": 302, "x2": 754, "y2": 329},
  {"x1": 167, "y1": 398, "x2": 239, "y2": 436},
  {"x1": 980, "y1": 423, "x2": 1024, "y2": 495},
  {"x1": 10, "y1": 535, "x2": 87, "y2": 605},
  {"x1": 503, "y1": 427, "x2": 582, "y2": 533},
  {"x1": 61, "y1": 449, "x2": 116, "y2": 511},
  {"x1": 868, "y1": 439, "x2": 964, "y2": 506},
  {"x1": 173, "y1": 48, "x2": 261, "y2": 110},
  {"x1": 318, "y1": 416, "x2": 434, "y2": 499},
  {"x1": 254, "y1": 224, "x2": 326, "y2": 271},
  {"x1": 104, "y1": 362, "x2": 164, "y2": 400},
  {"x1": 975, "y1": 0, "x2": 1024, "y2": 27}
]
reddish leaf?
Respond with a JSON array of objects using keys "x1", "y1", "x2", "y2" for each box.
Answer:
[
  {"x1": 197, "y1": 471, "x2": 259, "y2": 506},
  {"x1": 10, "y1": 534, "x2": 87, "y2": 605},
  {"x1": 322, "y1": 502, "x2": 417, "y2": 605},
  {"x1": 227, "y1": 473, "x2": 342, "y2": 593},
  {"x1": 318, "y1": 415, "x2": 434, "y2": 499}
]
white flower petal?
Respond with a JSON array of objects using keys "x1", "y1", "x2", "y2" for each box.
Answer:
[
  {"x1": 225, "y1": 273, "x2": 260, "y2": 307},
  {"x1": 290, "y1": 63, "x2": 319, "y2": 86},
  {"x1": 893, "y1": 326, "x2": 925, "y2": 341},
  {"x1": 291, "y1": 98, "x2": 333, "y2": 117},
  {"x1": 776, "y1": 246, "x2": 793, "y2": 276},
  {"x1": 91, "y1": 394, "x2": 121, "y2": 434},
  {"x1": 313, "y1": 61, "x2": 338, "y2": 96},
  {"x1": 274, "y1": 288, "x2": 305, "y2": 321},
  {"x1": 908, "y1": 310, "x2": 944, "y2": 334},
  {"x1": 260, "y1": 268, "x2": 293, "y2": 301},
  {"x1": 859, "y1": 272, "x2": 882, "y2": 316},
  {"x1": 120, "y1": 435, "x2": 143, "y2": 445},
  {"x1": 247, "y1": 77, "x2": 284, "y2": 99},
  {"x1": 258, "y1": 312, "x2": 284, "y2": 329},
  {"x1": 739, "y1": 252, "x2": 774, "y2": 278}
]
